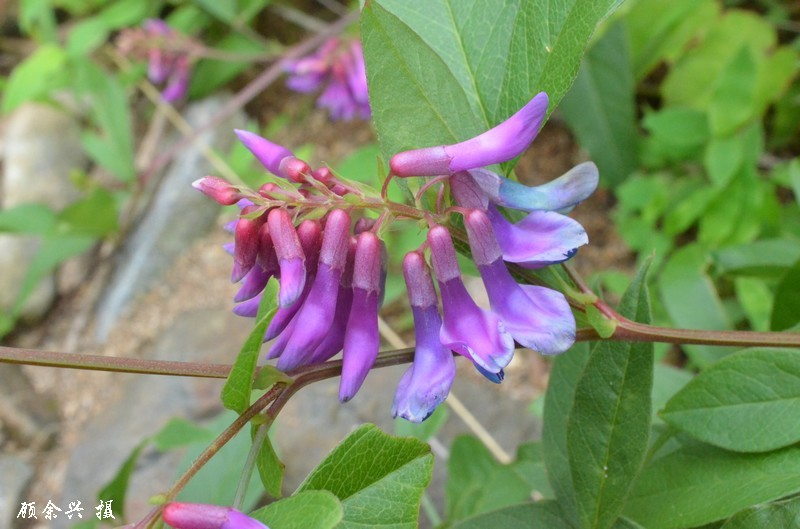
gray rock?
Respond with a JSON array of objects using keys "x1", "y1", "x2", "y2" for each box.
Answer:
[
  {"x1": 0, "y1": 103, "x2": 87, "y2": 319},
  {"x1": 2, "y1": 102, "x2": 84, "y2": 209},
  {"x1": 94, "y1": 96, "x2": 245, "y2": 341},
  {"x1": 0, "y1": 454, "x2": 34, "y2": 527},
  {"x1": 55, "y1": 307, "x2": 252, "y2": 528}
]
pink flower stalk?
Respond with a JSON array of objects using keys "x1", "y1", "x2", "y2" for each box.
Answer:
[
  {"x1": 389, "y1": 92, "x2": 549, "y2": 177},
  {"x1": 285, "y1": 38, "x2": 371, "y2": 121},
  {"x1": 162, "y1": 502, "x2": 267, "y2": 529}
]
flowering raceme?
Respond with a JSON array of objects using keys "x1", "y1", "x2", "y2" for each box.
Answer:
[
  {"x1": 193, "y1": 91, "x2": 598, "y2": 422},
  {"x1": 284, "y1": 37, "x2": 370, "y2": 121}
]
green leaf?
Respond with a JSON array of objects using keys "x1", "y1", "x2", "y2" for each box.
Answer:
[
  {"x1": 222, "y1": 278, "x2": 280, "y2": 413},
  {"x1": 175, "y1": 411, "x2": 262, "y2": 509},
  {"x1": 734, "y1": 277, "x2": 772, "y2": 332},
  {"x1": 721, "y1": 497, "x2": 800, "y2": 529},
  {"x1": 3, "y1": 44, "x2": 67, "y2": 113},
  {"x1": 193, "y1": 0, "x2": 237, "y2": 23},
  {"x1": 704, "y1": 134, "x2": 744, "y2": 188},
  {"x1": 708, "y1": 46, "x2": 758, "y2": 136},
  {"x1": 252, "y1": 424, "x2": 284, "y2": 498},
  {"x1": 624, "y1": 436, "x2": 800, "y2": 529},
  {"x1": 250, "y1": 490, "x2": 343, "y2": 529},
  {"x1": 624, "y1": 0, "x2": 719, "y2": 80},
  {"x1": 712, "y1": 239, "x2": 800, "y2": 278},
  {"x1": 446, "y1": 436, "x2": 541, "y2": 522},
  {"x1": 297, "y1": 424, "x2": 433, "y2": 529},
  {"x1": 662, "y1": 10, "x2": 774, "y2": 110},
  {"x1": 152, "y1": 418, "x2": 215, "y2": 451},
  {"x1": 542, "y1": 341, "x2": 591, "y2": 525},
  {"x1": 659, "y1": 244, "x2": 733, "y2": 367},
  {"x1": 72, "y1": 59, "x2": 136, "y2": 182},
  {"x1": 0, "y1": 204, "x2": 57, "y2": 235},
  {"x1": 771, "y1": 261, "x2": 800, "y2": 331},
  {"x1": 362, "y1": 0, "x2": 618, "y2": 166},
  {"x1": 566, "y1": 259, "x2": 654, "y2": 529},
  {"x1": 651, "y1": 364, "x2": 693, "y2": 422},
  {"x1": 449, "y1": 501, "x2": 572, "y2": 529},
  {"x1": 58, "y1": 187, "x2": 119, "y2": 237},
  {"x1": 559, "y1": 20, "x2": 638, "y2": 188},
  {"x1": 662, "y1": 348, "x2": 800, "y2": 452},
  {"x1": 98, "y1": 441, "x2": 146, "y2": 519},
  {"x1": 252, "y1": 364, "x2": 292, "y2": 391}
]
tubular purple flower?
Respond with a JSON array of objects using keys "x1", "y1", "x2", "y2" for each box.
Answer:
[
  {"x1": 235, "y1": 130, "x2": 294, "y2": 178},
  {"x1": 284, "y1": 38, "x2": 339, "y2": 93},
  {"x1": 262, "y1": 220, "x2": 322, "y2": 341},
  {"x1": 428, "y1": 226, "x2": 514, "y2": 373},
  {"x1": 392, "y1": 251, "x2": 455, "y2": 422},
  {"x1": 389, "y1": 92, "x2": 549, "y2": 177},
  {"x1": 272, "y1": 209, "x2": 351, "y2": 370},
  {"x1": 162, "y1": 502, "x2": 268, "y2": 529},
  {"x1": 347, "y1": 41, "x2": 370, "y2": 112},
  {"x1": 232, "y1": 207, "x2": 264, "y2": 283},
  {"x1": 464, "y1": 209, "x2": 575, "y2": 355},
  {"x1": 192, "y1": 176, "x2": 244, "y2": 206},
  {"x1": 464, "y1": 163, "x2": 599, "y2": 212},
  {"x1": 486, "y1": 205, "x2": 587, "y2": 268},
  {"x1": 340, "y1": 232, "x2": 386, "y2": 402},
  {"x1": 143, "y1": 19, "x2": 173, "y2": 84},
  {"x1": 268, "y1": 208, "x2": 306, "y2": 308},
  {"x1": 308, "y1": 237, "x2": 356, "y2": 364},
  {"x1": 161, "y1": 55, "x2": 191, "y2": 103},
  {"x1": 234, "y1": 263, "x2": 273, "y2": 303}
]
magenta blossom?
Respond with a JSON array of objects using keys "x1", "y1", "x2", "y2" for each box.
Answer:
[
  {"x1": 284, "y1": 37, "x2": 370, "y2": 121},
  {"x1": 142, "y1": 19, "x2": 191, "y2": 103},
  {"x1": 162, "y1": 502, "x2": 267, "y2": 529}
]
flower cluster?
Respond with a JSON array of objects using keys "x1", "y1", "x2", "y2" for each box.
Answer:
[
  {"x1": 117, "y1": 19, "x2": 192, "y2": 103},
  {"x1": 284, "y1": 37, "x2": 370, "y2": 121},
  {"x1": 163, "y1": 502, "x2": 267, "y2": 529},
  {"x1": 193, "y1": 92, "x2": 598, "y2": 421}
]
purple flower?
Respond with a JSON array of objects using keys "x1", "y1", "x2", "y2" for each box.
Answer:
[
  {"x1": 449, "y1": 169, "x2": 592, "y2": 266},
  {"x1": 271, "y1": 209, "x2": 351, "y2": 370},
  {"x1": 268, "y1": 208, "x2": 306, "y2": 308},
  {"x1": 192, "y1": 177, "x2": 245, "y2": 206},
  {"x1": 231, "y1": 206, "x2": 265, "y2": 283},
  {"x1": 392, "y1": 251, "x2": 455, "y2": 422},
  {"x1": 307, "y1": 238, "x2": 356, "y2": 364},
  {"x1": 285, "y1": 38, "x2": 371, "y2": 121},
  {"x1": 389, "y1": 93, "x2": 549, "y2": 177},
  {"x1": 142, "y1": 20, "x2": 191, "y2": 103},
  {"x1": 428, "y1": 225, "x2": 514, "y2": 374},
  {"x1": 340, "y1": 232, "x2": 386, "y2": 402},
  {"x1": 464, "y1": 209, "x2": 575, "y2": 355},
  {"x1": 235, "y1": 130, "x2": 295, "y2": 178},
  {"x1": 162, "y1": 502, "x2": 268, "y2": 529}
]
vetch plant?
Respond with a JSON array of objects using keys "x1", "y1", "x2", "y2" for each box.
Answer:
[
  {"x1": 194, "y1": 90, "x2": 595, "y2": 419},
  {"x1": 3, "y1": 2, "x2": 800, "y2": 529}
]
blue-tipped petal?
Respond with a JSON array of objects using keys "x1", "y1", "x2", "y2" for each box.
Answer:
[
  {"x1": 391, "y1": 305, "x2": 455, "y2": 422},
  {"x1": 487, "y1": 205, "x2": 588, "y2": 268},
  {"x1": 474, "y1": 364, "x2": 504, "y2": 384},
  {"x1": 339, "y1": 288, "x2": 380, "y2": 402},
  {"x1": 495, "y1": 162, "x2": 599, "y2": 212}
]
